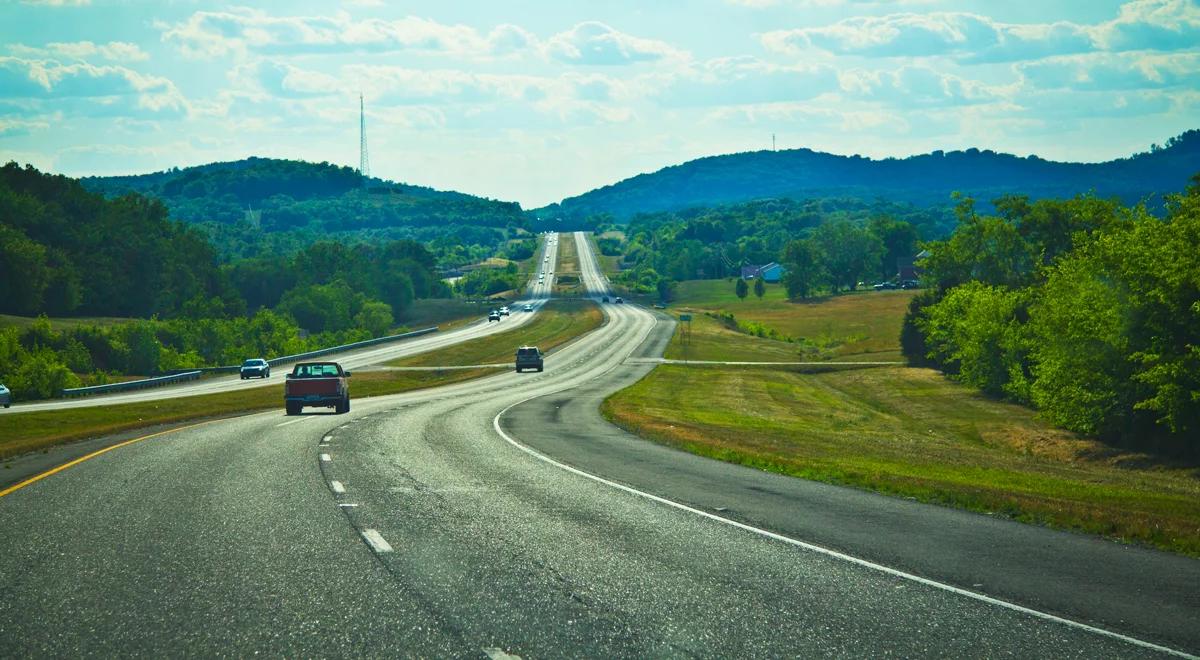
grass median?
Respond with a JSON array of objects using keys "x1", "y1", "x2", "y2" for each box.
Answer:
[
  {"x1": 607, "y1": 279, "x2": 1200, "y2": 556},
  {"x1": 0, "y1": 299, "x2": 602, "y2": 462}
]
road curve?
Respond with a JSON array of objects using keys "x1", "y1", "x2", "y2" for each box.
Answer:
[
  {"x1": 0, "y1": 232, "x2": 1193, "y2": 656},
  {"x1": 0, "y1": 234, "x2": 560, "y2": 416}
]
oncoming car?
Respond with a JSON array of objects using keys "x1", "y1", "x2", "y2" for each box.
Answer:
[
  {"x1": 240, "y1": 358, "x2": 270, "y2": 379},
  {"x1": 0, "y1": 383, "x2": 10, "y2": 408},
  {"x1": 488, "y1": 310, "x2": 501, "y2": 322}
]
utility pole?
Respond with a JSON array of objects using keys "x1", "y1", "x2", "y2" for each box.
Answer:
[
  {"x1": 772, "y1": 133, "x2": 776, "y2": 152},
  {"x1": 359, "y1": 93, "x2": 370, "y2": 185}
]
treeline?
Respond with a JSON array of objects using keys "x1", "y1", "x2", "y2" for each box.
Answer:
[
  {"x1": 0, "y1": 313, "x2": 379, "y2": 400},
  {"x1": 903, "y1": 183, "x2": 1200, "y2": 452},
  {"x1": 0, "y1": 162, "x2": 233, "y2": 318},
  {"x1": 609, "y1": 197, "x2": 934, "y2": 297},
  {"x1": 83, "y1": 157, "x2": 529, "y2": 263}
]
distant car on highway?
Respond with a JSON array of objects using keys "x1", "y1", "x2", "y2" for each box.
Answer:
[
  {"x1": 615, "y1": 297, "x2": 624, "y2": 304},
  {"x1": 239, "y1": 358, "x2": 270, "y2": 379},
  {"x1": 284, "y1": 361, "x2": 351, "y2": 415},
  {"x1": 523, "y1": 303, "x2": 534, "y2": 312},
  {"x1": 499, "y1": 306, "x2": 510, "y2": 316},
  {"x1": 601, "y1": 295, "x2": 609, "y2": 303},
  {"x1": 488, "y1": 310, "x2": 501, "y2": 322},
  {"x1": 515, "y1": 346, "x2": 544, "y2": 373},
  {"x1": 0, "y1": 383, "x2": 10, "y2": 408}
]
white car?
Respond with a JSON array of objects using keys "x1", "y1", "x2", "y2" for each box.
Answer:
[
  {"x1": 523, "y1": 304, "x2": 534, "y2": 312},
  {"x1": 0, "y1": 383, "x2": 10, "y2": 408},
  {"x1": 499, "y1": 306, "x2": 510, "y2": 316}
]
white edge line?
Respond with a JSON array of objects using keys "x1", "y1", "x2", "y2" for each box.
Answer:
[
  {"x1": 330, "y1": 480, "x2": 345, "y2": 494},
  {"x1": 362, "y1": 528, "x2": 393, "y2": 553},
  {"x1": 490, "y1": 391, "x2": 1194, "y2": 658}
]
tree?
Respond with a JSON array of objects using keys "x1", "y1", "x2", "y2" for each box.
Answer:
[
  {"x1": 735, "y1": 278, "x2": 748, "y2": 300},
  {"x1": 354, "y1": 300, "x2": 394, "y2": 337},
  {"x1": 753, "y1": 277, "x2": 765, "y2": 299},
  {"x1": 781, "y1": 239, "x2": 823, "y2": 300},
  {"x1": 869, "y1": 216, "x2": 919, "y2": 280},
  {"x1": 656, "y1": 277, "x2": 677, "y2": 303},
  {"x1": 812, "y1": 220, "x2": 884, "y2": 291}
]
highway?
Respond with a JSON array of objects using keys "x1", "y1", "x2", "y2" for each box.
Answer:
[
  {"x1": 0, "y1": 232, "x2": 1196, "y2": 656},
  {"x1": 0, "y1": 233, "x2": 560, "y2": 415}
]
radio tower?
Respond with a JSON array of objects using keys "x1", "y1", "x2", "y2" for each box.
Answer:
[{"x1": 358, "y1": 93, "x2": 370, "y2": 183}]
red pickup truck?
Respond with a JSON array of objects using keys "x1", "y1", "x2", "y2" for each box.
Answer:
[{"x1": 284, "y1": 361, "x2": 351, "y2": 415}]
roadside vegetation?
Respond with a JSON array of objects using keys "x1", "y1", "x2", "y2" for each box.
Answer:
[
  {"x1": 605, "y1": 275, "x2": 1200, "y2": 555},
  {"x1": 604, "y1": 363, "x2": 1200, "y2": 555},
  {"x1": 0, "y1": 300, "x2": 602, "y2": 461},
  {"x1": 906, "y1": 183, "x2": 1200, "y2": 453}
]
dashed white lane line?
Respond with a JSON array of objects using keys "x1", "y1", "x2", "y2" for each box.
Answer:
[
  {"x1": 320, "y1": 453, "x2": 332, "y2": 462},
  {"x1": 322, "y1": 434, "x2": 334, "y2": 442},
  {"x1": 330, "y1": 480, "x2": 346, "y2": 494},
  {"x1": 361, "y1": 529, "x2": 394, "y2": 553},
  {"x1": 275, "y1": 417, "x2": 314, "y2": 427},
  {"x1": 491, "y1": 394, "x2": 1196, "y2": 660}
]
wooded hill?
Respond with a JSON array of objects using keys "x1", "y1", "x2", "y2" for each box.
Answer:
[
  {"x1": 82, "y1": 157, "x2": 527, "y2": 261},
  {"x1": 538, "y1": 130, "x2": 1200, "y2": 221}
]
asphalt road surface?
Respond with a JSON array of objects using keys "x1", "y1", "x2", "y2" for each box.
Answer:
[
  {"x1": 0, "y1": 234, "x2": 560, "y2": 416},
  {"x1": 0, "y1": 232, "x2": 1195, "y2": 657}
]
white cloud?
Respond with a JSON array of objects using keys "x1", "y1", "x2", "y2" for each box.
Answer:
[
  {"x1": 20, "y1": 0, "x2": 89, "y2": 5},
  {"x1": 761, "y1": 0, "x2": 1199, "y2": 62},
  {"x1": 658, "y1": 57, "x2": 838, "y2": 106},
  {"x1": 1017, "y1": 51, "x2": 1200, "y2": 91},
  {"x1": 0, "y1": 57, "x2": 187, "y2": 118},
  {"x1": 840, "y1": 65, "x2": 1002, "y2": 105},
  {"x1": 9, "y1": 41, "x2": 149, "y2": 63},
  {"x1": 544, "y1": 22, "x2": 687, "y2": 66},
  {"x1": 160, "y1": 9, "x2": 535, "y2": 59}
]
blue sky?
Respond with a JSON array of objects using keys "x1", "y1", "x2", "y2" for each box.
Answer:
[{"x1": 1, "y1": 0, "x2": 1197, "y2": 207}]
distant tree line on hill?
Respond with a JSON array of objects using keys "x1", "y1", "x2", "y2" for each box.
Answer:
[
  {"x1": 82, "y1": 157, "x2": 528, "y2": 264},
  {"x1": 608, "y1": 197, "x2": 937, "y2": 296},
  {"x1": 903, "y1": 183, "x2": 1200, "y2": 453}
]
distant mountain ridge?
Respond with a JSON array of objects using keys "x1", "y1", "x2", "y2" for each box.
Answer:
[
  {"x1": 82, "y1": 156, "x2": 523, "y2": 230},
  {"x1": 538, "y1": 130, "x2": 1200, "y2": 220}
]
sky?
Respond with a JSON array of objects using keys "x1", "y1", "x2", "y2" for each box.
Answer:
[{"x1": 1, "y1": 0, "x2": 1198, "y2": 208}]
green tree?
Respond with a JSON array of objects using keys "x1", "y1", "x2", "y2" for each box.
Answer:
[
  {"x1": 355, "y1": 300, "x2": 394, "y2": 337},
  {"x1": 869, "y1": 216, "x2": 919, "y2": 280},
  {"x1": 781, "y1": 239, "x2": 823, "y2": 300},
  {"x1": 735, "y1": 278, "x2": 748, "y2": 300},
  {"x1": 753, "y1": 276, "x2": 765, "y2": 299},
  {"x1": 812, "y1": 220, "x2": 884, "y2": 291}
]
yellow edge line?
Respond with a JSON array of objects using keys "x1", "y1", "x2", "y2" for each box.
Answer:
[{"x1": 0, "y1": 417, "x2": 228, "y2": 498}]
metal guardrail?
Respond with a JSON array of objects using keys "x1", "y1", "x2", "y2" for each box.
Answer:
[
  {"x1": 62, "y1": 371, "x2": 203, "y2": 398},
  {"x1": 264, "y1": 326, "x2": 437, "y2": 367},
  {"x1": 62, "y1": 326, "x2": 439, "y2": 399}
]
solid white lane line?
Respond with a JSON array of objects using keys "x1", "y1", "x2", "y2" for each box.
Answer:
[
  {"x1": 330, "y1": 480, "x2": 346, "y2": 494},
  {"x1": 362, "y1": 529, "x2": 394, "y2": 553},
  {"x1": 491, "y1": 396, "x2": 1195, "y2": 659},
  {"x1": 275, "y1": 417, "x2": 313, "y2": 427},
  {"x1": 320, "y1": 453, "x2": 332, "y2": 462}
]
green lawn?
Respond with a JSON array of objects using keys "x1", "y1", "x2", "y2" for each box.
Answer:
[
  {"x1": 1, "y1": 299, "x2": 602, "y2": 462},
  {"x1": 604, "y1": 364, "x2": 1200, "y2": 556},
  {"x1": 667, "y1": 280, "x2": 915, "y2": 361}
]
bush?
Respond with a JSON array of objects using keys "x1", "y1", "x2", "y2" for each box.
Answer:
[{"x1": 9, "y1": 349, "x2": 80, "y2": 400}]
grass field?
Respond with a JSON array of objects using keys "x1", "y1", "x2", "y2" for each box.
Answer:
[
  {"x1": 585, "y1": 232, "x2": 623, "y2": 276},
  {"x1": 0, "y1": 299, "x2": 602, "y2": 463},
  {"x1": 667, "y1": 280, "x2": 914, "y2": 362},
  {"x1": 604, "y1": 364, "x2": 1200, "y2": 555},
  {"x1": 605, "y1": 278, "x2": 1200, "y2": 555},
  {"x1": 398, "y1": 298, "x2": 496, "y2": 331}
]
